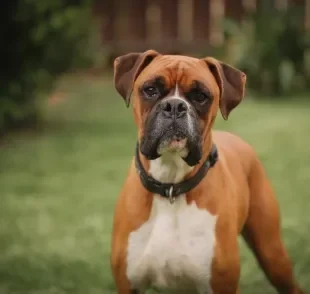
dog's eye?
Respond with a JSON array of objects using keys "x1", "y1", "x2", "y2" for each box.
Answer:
[
  {"x1": 194, "y1": 92, "x2": 208, "y2": 103},
  {"x1": 143, "y1": 86, "x2": 159, "y2": 99},
  {"x1": 188, "y1": 90, "x2": 209, "y2": 104}
]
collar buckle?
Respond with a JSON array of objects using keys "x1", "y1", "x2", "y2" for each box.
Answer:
[{"x1": 167, "y1": 186, "x2": 175, "y2": 204}]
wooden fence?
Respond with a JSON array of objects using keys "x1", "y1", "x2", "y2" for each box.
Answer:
[{"x1": 93, "y1": 0, "x2": 309, "y2": 55}]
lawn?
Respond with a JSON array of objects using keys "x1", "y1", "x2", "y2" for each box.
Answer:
[{"x1": 0, "y1": 75, "x2": 309, "y2": 294}]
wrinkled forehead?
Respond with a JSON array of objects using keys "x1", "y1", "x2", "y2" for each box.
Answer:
[{"x1": 135, "y1": 55, "x2": 219, "y2": 95}]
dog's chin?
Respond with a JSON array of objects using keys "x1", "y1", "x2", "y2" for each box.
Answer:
[
  {"x1": 140, "y1": 135, "x2": 202, "y2": 167},
  {"x1": 157, "y1": 137, "x2": 189, "y2": 157}
]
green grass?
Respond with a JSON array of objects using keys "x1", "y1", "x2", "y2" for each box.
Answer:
[{"x1": 0, "y1": 76, "x2": 309, "y2": 294}]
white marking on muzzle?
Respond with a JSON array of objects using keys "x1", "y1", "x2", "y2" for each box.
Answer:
[
  {"x1": 166, "y1": 84, "x2": 194, "y2": 136},
  {"x1": 168, "y1": 84, "x2": 191, "y2": 108}
]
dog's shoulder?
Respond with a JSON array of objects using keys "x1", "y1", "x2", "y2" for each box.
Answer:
[
  {"x1": 212, "y1": 130, "x2": 259, "y2": 175},
  {"x1": 213, "y1": 131, "x2": 254, "y2": 153}
]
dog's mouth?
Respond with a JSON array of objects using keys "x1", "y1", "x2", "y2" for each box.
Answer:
[
  {"x1": 157, "y1": 132, "x2": 188, "y2": 155},
  {"x1": 140, "y1": 125, "x2": 202, "y2": 167}
]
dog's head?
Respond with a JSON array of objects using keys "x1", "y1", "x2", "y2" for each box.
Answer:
[{"x1": 113, "y1": 50, "x2": 246, "y2": 166}]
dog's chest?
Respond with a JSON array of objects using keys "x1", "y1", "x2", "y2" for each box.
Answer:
[{"x1": 126, "y1": 196, "x2": 217, "y2": 293}]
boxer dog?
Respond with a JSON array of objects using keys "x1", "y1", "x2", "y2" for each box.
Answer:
[{"x1": 110, "y1": 50, "x2": 304, "y2": 294}]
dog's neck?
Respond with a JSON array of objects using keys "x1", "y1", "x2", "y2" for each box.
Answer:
[
  {"x1": 141, "y1": 136, "x2": 213, "y2": 185},
  {"x1": 149, "y1": 153, "x2": 194, "y2": 184}
]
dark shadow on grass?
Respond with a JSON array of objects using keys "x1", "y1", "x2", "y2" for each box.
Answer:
[{"x1": 0, "y1": 254, "x2": 115, "y2": 294}]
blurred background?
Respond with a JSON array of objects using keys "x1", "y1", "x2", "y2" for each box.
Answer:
[{"x1": 0, "y1": 0, "x2": 309, "y2": 293}]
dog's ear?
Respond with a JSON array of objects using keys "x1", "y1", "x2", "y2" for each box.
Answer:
[
  {"x1": 113, "y1": 50, "x2": 160, "y2": 107},
  {"x1": 203, "y1": 57, "x2": 246, "y2": 120}
]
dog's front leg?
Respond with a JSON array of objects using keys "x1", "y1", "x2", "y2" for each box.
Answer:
[{"x1": 209, "y1": 236, "x2": 241, "y2": 294}]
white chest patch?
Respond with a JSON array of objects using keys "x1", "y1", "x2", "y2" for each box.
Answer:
[
  {"x1": 126, "y1": 154, "x2": 217, "y2": 293},
  {"x1": 126, "y1": 196, "x2": 217, "y2": 293}
]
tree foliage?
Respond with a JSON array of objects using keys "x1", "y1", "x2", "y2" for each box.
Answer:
[
  {"x1": 222, "y1": 4, "x2": 310, "y2": 96},
  {"x1": 0, "y1": 0, "x2": 92, "y2": 134}
]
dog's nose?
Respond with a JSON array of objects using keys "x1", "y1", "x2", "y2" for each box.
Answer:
[{"x1": 161, "y1": 99, "x2": 188, "y2": 119}]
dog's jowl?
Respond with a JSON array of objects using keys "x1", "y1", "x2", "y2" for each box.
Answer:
[{"x1": 110, "y1": 50, "x2": 304, "y2": 294}]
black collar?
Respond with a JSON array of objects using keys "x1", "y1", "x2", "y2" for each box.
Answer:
[{"x1": 135, "y1": 142, "x2": 219, "y2": 204}]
